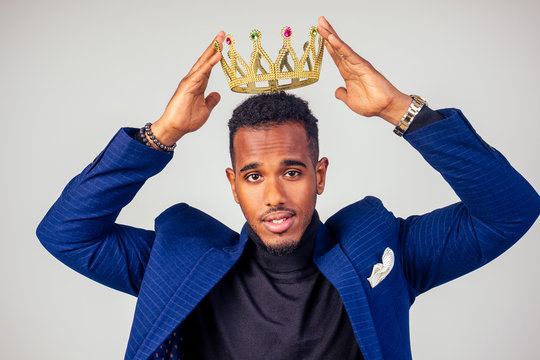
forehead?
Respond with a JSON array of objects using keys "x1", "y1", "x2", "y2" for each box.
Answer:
[{"x1": 232, "y1": 122, "x2": 310, "y2": 168}]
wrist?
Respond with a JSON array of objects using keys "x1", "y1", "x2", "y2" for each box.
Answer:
[
  {"x1": 150, "y1": 118, "x2": 187, "y2": 146},
  {"x1": 139, "y1": 123, "x2": 177, "y2": 152},
  {"x1": 143, "y1": 130, "x2": 161, "y2": 151},
  {"x1": 393, "y1": 95, "x2": 427, "y2": 137},
  {"x1": 379, "y1": 93, "x2": 413, "y2": 126}
]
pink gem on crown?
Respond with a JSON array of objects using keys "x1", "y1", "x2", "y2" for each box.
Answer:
[
  {"x1": 284, "y1": 27, "x2": 292, "y2": 38},
  {"x1": 217, "y1": 26, "x2": 324, "y2": 93}
]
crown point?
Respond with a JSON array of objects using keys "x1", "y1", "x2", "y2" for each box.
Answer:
[
  {"x1": 250, "y1": 30, "x2": 260, "y2": 41},
  {"x1": 218, "y1": 25, "x2": 324, "y2": 93},
  {"x1": 284, "y1": 27, "x2": 292, "y2": 38}
]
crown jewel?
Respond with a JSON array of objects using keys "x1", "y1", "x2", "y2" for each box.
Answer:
[{"x1": 217, "y1": 26, "x2": 324, "y2": 93}]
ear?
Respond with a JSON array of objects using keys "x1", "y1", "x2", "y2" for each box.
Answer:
[
  {"x1": 315, "y1": 157, "x2": 329, "y2": 195},
  {"x1": 225, "y1": 168, "x2": 240, "y2": 204}
]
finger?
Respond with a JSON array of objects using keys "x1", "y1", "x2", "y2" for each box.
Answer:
[
  {"x1": 180, "y1": 54, "x2": 220, "y2": 95},
  {"x1": 322, "y1": 37, "x2": 344, "y2": 66},
  {"x1": 316, "y1": 18, "x2": 350, "y2": 62},
  {"x1": 320, "y1": 30, "x2": 371, "y2": 73},
  {"x1": 205, "y1": 92, "x2": 221, "y2": 112},
  {"x1": 319, "y1": 16, "x2": 339, "y2": 37},
  {"x1": 193, "y1": 50, "x2": 222, "y2": 79},
  {"x1": 190, "y1": 31, "x2": 226, "y2": 74},
  {"x1": 318, "y1": 26, "x2": 348, "y2": 65},
  {"x1": 318, "y1": 16, "x2": 345, "y2": 46},
  {"x1": 319, "y1": 16, "x2": 353, "y2": 57},
  {"x1": 326, "y1": 32, "x2": 355, "y2": 60},
  {"x1": 335, "y1": 87, "x2": 348, "y2": 103},
  {"x1": 316, "y1": 26, "x2": 340, "y2": 58},
  {"x1": 316, "y1": 22, "x2": 333, "y2": 44},
  {"x1": 206, "y1": 49, "x2": 223, "y2": 68},
  {"x1": 317, "y1": 19, "x2": 355, "y2": 60},
  {"x1": 322, "y1": 37, "x2": 354, "y2": 74},
  {"x1": 201, "y1": 31, "x2": 225, "y2": 62}
]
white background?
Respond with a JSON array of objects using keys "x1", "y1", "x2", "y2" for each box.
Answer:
[{"x1": 1, "y1": 0, "x2": 539, "y2": 358}]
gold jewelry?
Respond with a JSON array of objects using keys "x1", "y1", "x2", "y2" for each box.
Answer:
[
  {"x1": 393, "y1": 95, "x2": 427, "y2": 137},
  {"x1": 217, "y1": 26, "x2": 324, "y2": 93}
]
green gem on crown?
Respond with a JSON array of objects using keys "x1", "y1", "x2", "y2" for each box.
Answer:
[{"x1": 218, "y1": 26, "x2": 324, "y2": 93}]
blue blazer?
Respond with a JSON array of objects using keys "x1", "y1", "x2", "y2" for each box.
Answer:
[{"x1": 37, "y1": 109, "x2": 539, "y2": 360}]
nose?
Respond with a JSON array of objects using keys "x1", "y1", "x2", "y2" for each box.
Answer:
[{"x1": 264, "y1": 177, "x2": 287, "y2": 207}]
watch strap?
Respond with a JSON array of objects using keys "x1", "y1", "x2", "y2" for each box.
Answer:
[{"x1": 393, "y1": 95, "x2": 427, "y2": 136}]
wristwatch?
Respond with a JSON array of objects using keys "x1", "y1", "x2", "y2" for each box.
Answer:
[{"x1": 393, "y1": 95, "x2": 427, "y2": 137}]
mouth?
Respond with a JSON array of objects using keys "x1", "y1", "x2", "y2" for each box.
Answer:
[{"x1": 261, "y1": 211, "x2": 295, "y2": 234}]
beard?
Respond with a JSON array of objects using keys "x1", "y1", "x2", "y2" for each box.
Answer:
[
  {"x1": 246, "y1": 221, "x2": 303, "y2": 257},
  {"x1": 245, "y1": 205, "x2": 316, "y2": 257},
  {"x1": 263, "y1": 237, "x2": 299, "y2": 256}
]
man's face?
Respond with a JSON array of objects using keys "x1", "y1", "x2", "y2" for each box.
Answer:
[{"x1": 226, "y1": 122, "x2": 328, "y2": 254}]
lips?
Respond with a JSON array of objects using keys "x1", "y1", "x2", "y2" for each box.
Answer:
[{"x1": 261, "y1": 210, "x2": 295, "y2": 234}]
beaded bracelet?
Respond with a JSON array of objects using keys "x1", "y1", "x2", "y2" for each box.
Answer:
[{"x1": 139, "y1": 123, "x2": 177, "y2": 152}]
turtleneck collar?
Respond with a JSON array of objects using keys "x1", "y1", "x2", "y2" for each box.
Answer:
[{"x1": 246, "y1": 211, "x2": 320, "y2": 273}]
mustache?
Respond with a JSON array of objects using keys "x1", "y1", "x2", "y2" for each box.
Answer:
[{"x1": 259, "y1": 207, "x2": 297, "y2": 221}]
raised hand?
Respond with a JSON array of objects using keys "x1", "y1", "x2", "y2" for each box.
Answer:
[
  {"x1": 149, "y1": 32, "x2": 226, "y2": 147},
  {"x1": 317, "y1": 17, "x2": 412, "y2": 126}
]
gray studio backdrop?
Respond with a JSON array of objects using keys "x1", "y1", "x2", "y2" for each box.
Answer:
[{"x1": 1, "y1": 0, "x2": 539, "y2": 359}]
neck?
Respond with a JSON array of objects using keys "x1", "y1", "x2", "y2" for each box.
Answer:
[{"x1": 246, "y1": 211, "x2": 319, "y2": 273}]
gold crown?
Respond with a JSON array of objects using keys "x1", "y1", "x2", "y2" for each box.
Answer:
[{"x1": 216, "y1": 26, "x2": 324, "y2": 93}]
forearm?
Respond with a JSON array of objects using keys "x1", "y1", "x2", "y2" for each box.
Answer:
[
  {"x1": 38, "y1": 128, "x2": 171, "y2": 239},
  {"x1": 395, "y1": 109, "x2": 539, "y2": 294},
  {"x1": 36, "y1": 31, "x2": 224, "y2": 295},
  {"x1": 36, "y1": 128, "x2": 172, "y2": 294},
  {"x1": 406, "y1": 109, "x2": 539, "y2": 246}
]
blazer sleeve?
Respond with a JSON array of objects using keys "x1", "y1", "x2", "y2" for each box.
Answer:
[
  {"x1": 399, "y1": 108, "x2": 540, "y2": 296},
  {"x1": 36, "y1": 127, "x2": 173, "y2": 296}
]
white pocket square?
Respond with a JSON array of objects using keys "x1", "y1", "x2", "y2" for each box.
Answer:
[{"x1": 367, "y1": 247, "x2": 394, "y2": 288}]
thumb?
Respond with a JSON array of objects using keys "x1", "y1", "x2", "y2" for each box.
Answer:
[
  {"x1": 335, "y1": 87, "x2": 348, "y2": 103},
  {"x1": 205, "y1": 92, "x2": 221, "y2": 112}
]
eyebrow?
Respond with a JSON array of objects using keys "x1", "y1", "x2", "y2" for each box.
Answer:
[
  {"x1": 239, "y1": 162, "x2": 260, "y2": 173},
  {"x1": 282, "y1": 159, "x2": 307, "y2": 168},
  {"x1": 239, "y1": 159, "x2": 308, "y2": 173}
]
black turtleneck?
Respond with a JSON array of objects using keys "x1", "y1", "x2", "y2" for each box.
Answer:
[
  {"x1": 141, "y1": 107, "x2": 444, "y2": 358},
  {"x1": 179, "y1": 212, "x2": 363, "y2": 359}
]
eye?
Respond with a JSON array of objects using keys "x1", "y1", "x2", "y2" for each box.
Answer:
[
  {"x1": 246, "y1": 173, "x2": 262, "y2": 182},
  {"x1": 284, "y1": 170, "x2": 301, "y2": 178}
]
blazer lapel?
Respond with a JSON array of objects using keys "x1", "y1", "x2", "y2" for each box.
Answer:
[
  {"x1": 134, "y1": 221, "x2": 382, "y2": 360},
  {"x1": 133, "y1": 226, "x2": 249, "y2": 360},
  {"x1": 314, "y1": 223, "x2": 383, "y2": 360}
]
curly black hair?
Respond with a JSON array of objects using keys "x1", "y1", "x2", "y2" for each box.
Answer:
[{"x1": 228, "y1": 92, "x2": 319, "y2": 165}]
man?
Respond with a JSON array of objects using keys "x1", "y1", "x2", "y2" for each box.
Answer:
[{"x1": 37, "y1": 17, "x2": 539, "y2": 359}]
